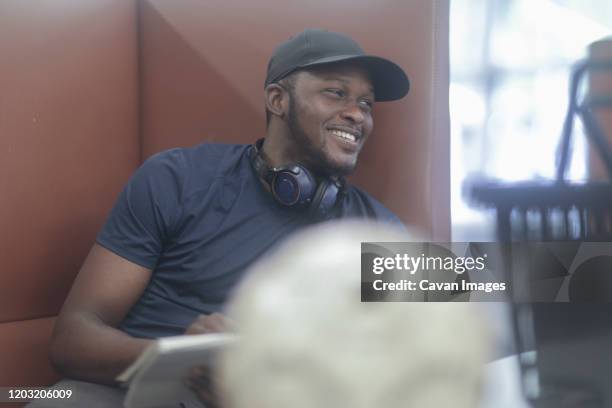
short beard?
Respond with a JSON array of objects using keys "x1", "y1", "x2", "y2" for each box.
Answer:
[{"x1": 286, "y1": 91, "x2": 356, "y2": 177}]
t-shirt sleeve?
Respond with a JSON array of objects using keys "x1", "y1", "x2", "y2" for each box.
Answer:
[{"x1": 96, "y1": 150, "x2": 185, "y2": 269}]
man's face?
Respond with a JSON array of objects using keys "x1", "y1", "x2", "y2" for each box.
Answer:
[{"x1": 284, "y1": 63, "x2": 375, "y2": 176}]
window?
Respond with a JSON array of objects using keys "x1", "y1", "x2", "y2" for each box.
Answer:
[{"x1": 450, "y1": 0, "x2": 612, "y2": 240}]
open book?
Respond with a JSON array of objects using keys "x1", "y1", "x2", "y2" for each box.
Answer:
[{"x1": 117, "y1": 333, "x2": 237, "y2": 408}]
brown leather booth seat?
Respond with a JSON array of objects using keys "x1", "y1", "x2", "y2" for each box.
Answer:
[
  {"x1": 0, "y1": 0, "x2": 140, "y2": 388},
  {"x1": 0, "y1": 0, "x2": 450, "y2": 392}
]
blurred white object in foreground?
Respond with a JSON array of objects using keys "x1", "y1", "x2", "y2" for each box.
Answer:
[{"x1": 219, "y1": 221, "x2": 490, "y2": 408}]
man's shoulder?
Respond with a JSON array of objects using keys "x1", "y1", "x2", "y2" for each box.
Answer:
[
  {"x1": 132, "y1": 142, "x2": 251, "y2": 201},
  {"x1": 342, "y1": 185, "x2": 404, "y2": 226},
  {"x1": 140, "y1": 142, "x2": 250, "y2": 181},
  {"x1": 146, "y1": 142, "x2": 249, "y2": 169}
]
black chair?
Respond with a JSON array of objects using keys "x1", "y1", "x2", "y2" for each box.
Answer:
[{"x1": 470, "y1": 59, "x2": 612, "y2": 408}]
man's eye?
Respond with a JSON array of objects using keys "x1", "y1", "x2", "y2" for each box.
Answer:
[
  {"x1": 325, "y1": 89, "x2": 345, "y2": 98},
  {"x1": 360, "y1": 99, "x2": 373, "y2": 110}
]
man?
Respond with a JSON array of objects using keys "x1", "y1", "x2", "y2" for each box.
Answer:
[{"x1": 41, "y1": 28, "x2": 409, "y2": 406}]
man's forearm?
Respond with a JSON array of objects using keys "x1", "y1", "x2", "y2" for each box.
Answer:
[{"x1": 50, "y1": 313, "x2": 153, "y2": 385}]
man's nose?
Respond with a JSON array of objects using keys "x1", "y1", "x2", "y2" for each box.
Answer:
[{"x1": 339, "y1": 102, "x2": 366, "y2": 124}]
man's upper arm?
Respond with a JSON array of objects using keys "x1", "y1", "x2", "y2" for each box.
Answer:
[
  {"x1": 57, "y1": 243, "x2": 152, "y2": 327},
  {"x1": 64, "y1": 150, "x2": 186, "y2": 323},
  {"x1": 50, "y1": 244, "x2": 154, "y2": 381}
]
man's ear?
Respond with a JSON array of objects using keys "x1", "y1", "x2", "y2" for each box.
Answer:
[{"x1": 264, "y1": 83, "x2": 289, "y2": 121}]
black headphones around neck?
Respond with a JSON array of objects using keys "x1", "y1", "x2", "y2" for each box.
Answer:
[{"x1": 249, "y1": 139, "x2": 345, "y2": 218}]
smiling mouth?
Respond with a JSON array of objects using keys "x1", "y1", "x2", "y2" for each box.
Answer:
[{"x1": 329, "y1": 129, "x2": 359, "y2": 143}]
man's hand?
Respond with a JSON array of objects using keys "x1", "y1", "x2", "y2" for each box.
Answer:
[
  {"x1": 184, "y1": 312, "x2": 233, "y2": 335},
  {"x1": 185, "y1": 366, "x2": 223, "y2": 408},
  {"x1": 184, "y1": 313, "x2": 232, "y2": 407}
]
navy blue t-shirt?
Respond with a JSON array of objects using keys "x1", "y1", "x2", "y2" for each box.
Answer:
[{"x1": 97, "y1": 142, "x2": 403, "y2": 338}]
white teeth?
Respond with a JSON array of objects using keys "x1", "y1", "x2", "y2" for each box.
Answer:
[{"x1": 331, "y1": 130, "x2": 356, "y2": 142}]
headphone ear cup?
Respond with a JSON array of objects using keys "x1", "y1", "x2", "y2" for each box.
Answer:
[
  {"x1": 271, "y1": 165, "x2": 317, "y2": 207},
  {"x1": 309, "y1": 178, "x2": 341, "y2": 218},
  {"x1": 250, "y1": 140, "x2": 340, "y2": 212}
]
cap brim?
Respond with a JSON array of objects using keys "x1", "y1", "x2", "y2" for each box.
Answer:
[{"x1": 299, "y1": 54, "x2": 410, "y2": 102}]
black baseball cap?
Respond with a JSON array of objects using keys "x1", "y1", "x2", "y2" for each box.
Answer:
[{"x1": 265, "y1": 29, "x2": 410, "y2": 102}]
